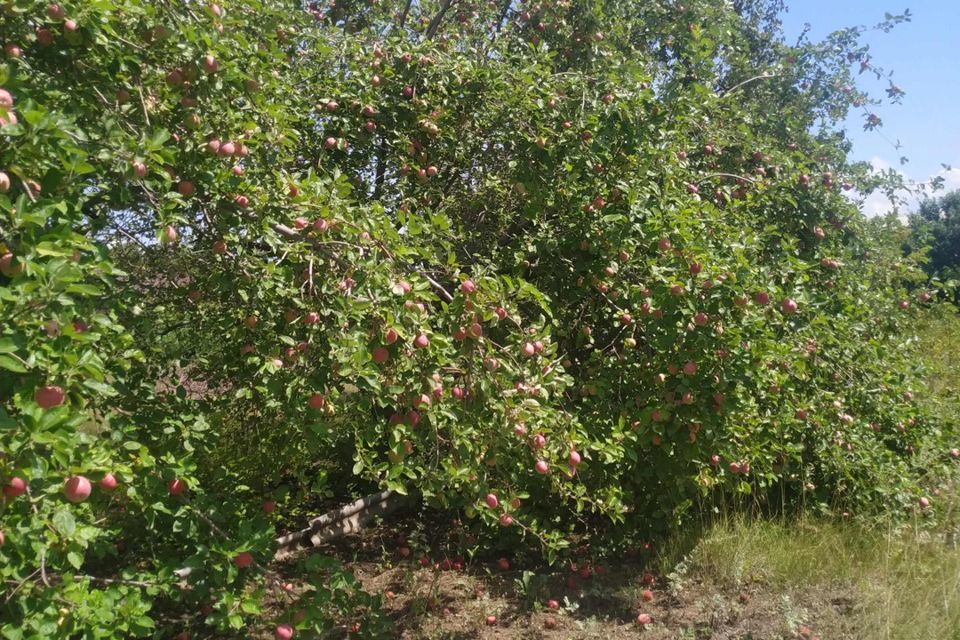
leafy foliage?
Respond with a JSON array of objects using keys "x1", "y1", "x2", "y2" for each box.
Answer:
[{"x1": 0, "y1": 0, "x2": 952, "y2": 637}]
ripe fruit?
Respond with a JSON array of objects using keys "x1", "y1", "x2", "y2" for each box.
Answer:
[
  {"x1": 919, "y1": 496, "x2": 930, "y2": 509},
  {"x1": 99, "y1": 473, "x2": 118, "y2": 491},
  {"x1": 637, "y1": 613, "x2": 652, "y2": 625},
  {"x1": 413, "y1": 334, "x2": 429, "y2": 349},
  {"x1": 485, "y1": 615, "x2": 497, "y2": 626},
  {"x1": 547, "y1": 599, "x2": 559, "y2": 610},
  {"x1": 213, "y1": 240, "x2": 227, "y2": 255},
  {"x1": 274, "y1": 624, "x2": 294, "y2": 640},
  {"x1": 177, "y1": 180, "x2": 195, "y2": 197},
  {"x1": 262, "y1": 500, "x2": 276, "y2": 513},
  {"x1": 244, "y1": 315, "x2": 258, "y2": 329},
  {"x1": 220, "y1": 141, "x2": 236, "y2": 156},
  {"x1": 202, "y1": 54, "x2": 219, "y2": 73},
  {"x1": 682, "y1": 361, "x2": 697, "y2": 376},
  {"x1": 642, "y1": 589, "x2": 653, "y2": 602},
  {"x1": 64, "y1": 476, "x2": 92, "y2": 503},
  {"x1": 781, "y1": 298, "x2": 798, "y2": 314},
  {"x1": 460, "y1": 279, "x2": 476, "y2": 294},
  {"x1": 485, "y1": 493, "x2": 499, "y2": 509},
  {"x1": 161, "y1": 225, "x2": 178, "y2": 244},
  {"x1": 535, "y1": 460, "x2": 549, "y2": 474},
  {"x1": 569, "y1": 450, "x2": 581, "y2": 466},
  {"x1": 234, "y1": 552, "x2": 254, "y2": 568},
  {"x1": 308, "y1": 394, "x2": 326, "y2": 410},
  {"x1": 497, "y1": 557, "x2": 510, "y2": 571},
  {"x1": 0, "y1": 171, "x2": 9, "y2": 192},
  {"x1": 522, "y1": 342, "x2": 536, "y2": 357},
  {"x1": 372, "y1": 347, "x2": 389, "y2": 363},
  {"x1": 754, "y1": 291, "x2": 770, "y2": 305},
  {"x1": 36, "y1": 385, "x2": 65, "y2": 409},
  {"x1": 544, "y1": 616, "x2": 557, "y2": 629},
  {"x1": 168, "y1": 478, "x2": 186, "y2": 495},
  {"x1": 304, "y1": 311, "x2": 320, "y2": 325},
  {"x1": 4, "y1": 477, "x2": 27, "y2": 498},
  {"x1": 950, "y1": 449, "x2": 959, "y2": 459},
  {"x1": 0, "y1": 253, "x2": 23, "y2": 277}
]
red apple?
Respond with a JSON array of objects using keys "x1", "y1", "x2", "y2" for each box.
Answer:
[
  {"x1": 308, "y1": 394, "x2": 326, "y2": 410},
  {"x1": 485, "y1": 493, "x2": 499, "y2": 509},
  {"x1": 213, "y1": 240, "x2": 227, "y2": 255},
  {"x1": 274, "y1": 624, "x2": 294, "y2": 640},
  {"x1": 4, "y1": 477, "x2": 27, "y2": 498},
  {"x1": 64, "y1": 475, "x2": 92, "y2": 503},
  {"x1": 234, "y1": 552, "x2": 254, "y2": 568},
  {"x1": 161, "y1": 225, "x2": 178, "y2": 244},
  {"x1": 168, "y1": 478, "x2": 186, "y2": 495},
  {"x1": 36, "y1": 28, "x2": 54, "y2": 47},
  {"x1": 177, "y1": 181, "x2": 195, "y2": 197},
  {"x1": 372, "y1": 347, "x2": 389, "y2": 364},
  {"x1": 99, "y1": 473, "x2": 118, "y2": 491},
  {"x1": 0, "y1": 253, "x2": 24, "y2": 277},
  {"x1": 781, "y1": 298, "x2": 798, "y2": 314},
  {"x1": 642, "y1": 589, "x2": 653, "y2": 602},
  {"x1": 35, "y1": 385, "x2": 65, "y2": 409},
  {"x1": 413, "y1": 334, "x2": 429, "y2": 349},
  {"x1": 485, "y1": 615, "x2": 497, "y2": 626},
  {"x1": 535, "y1": 460, "x2": 549, "y2": 474},
  {"x1": 202, "y1": 54, "x2": 219, "y2": 73},
  {"x1": 262, "y1": 500, "x2": 276, "y2": 513},
  {"x1": 637, "y1": 613, "x2": 652, "y2": 625}
]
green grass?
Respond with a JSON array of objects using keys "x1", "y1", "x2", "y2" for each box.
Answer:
[
  {"x1": 914, "y1": 303, "x2": 960, "y2": 425},
  {"x1": 680, "y1": 517, "x2": 960, "y2": 639}
]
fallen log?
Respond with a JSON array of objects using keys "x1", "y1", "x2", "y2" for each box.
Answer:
[
  {"x1": 173, "y1": 489, "x2": 409, "y2": 578},
  {"x1": 274, "y1": 488, "x2": 408, "y2": 557}
]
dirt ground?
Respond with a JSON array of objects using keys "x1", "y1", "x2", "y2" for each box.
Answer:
[{"x1": 271, "y1": 520, "x2": 859, "y2": 640}]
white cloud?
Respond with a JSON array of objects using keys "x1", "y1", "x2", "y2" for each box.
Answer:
[{"x1": 846, "y1": 157, "x2": 960, "y2": 219}]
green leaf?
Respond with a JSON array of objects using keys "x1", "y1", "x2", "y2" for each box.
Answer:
[
  {"x1": 0, "y1": 355, "x2": 26, "y2": 373},
  {"x1": 52, "y1": 509, "x2": 77, "y2": 537}
]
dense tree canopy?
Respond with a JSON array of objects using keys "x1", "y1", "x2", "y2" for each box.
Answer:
[
  {"x1": 0, "y1": 0, "x2": 951, "y2": 637},
  {"x1": 908, "y1": 189, "x2": 960, "y2": 284}
]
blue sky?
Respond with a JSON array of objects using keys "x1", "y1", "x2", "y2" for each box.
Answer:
[{"x1": 780, "y1": 0, "x2": 960, "y2": 213}]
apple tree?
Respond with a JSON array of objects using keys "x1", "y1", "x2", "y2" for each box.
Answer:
[{"x1": 0, "y1": 0, "x2": 951, "y2": 637}]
